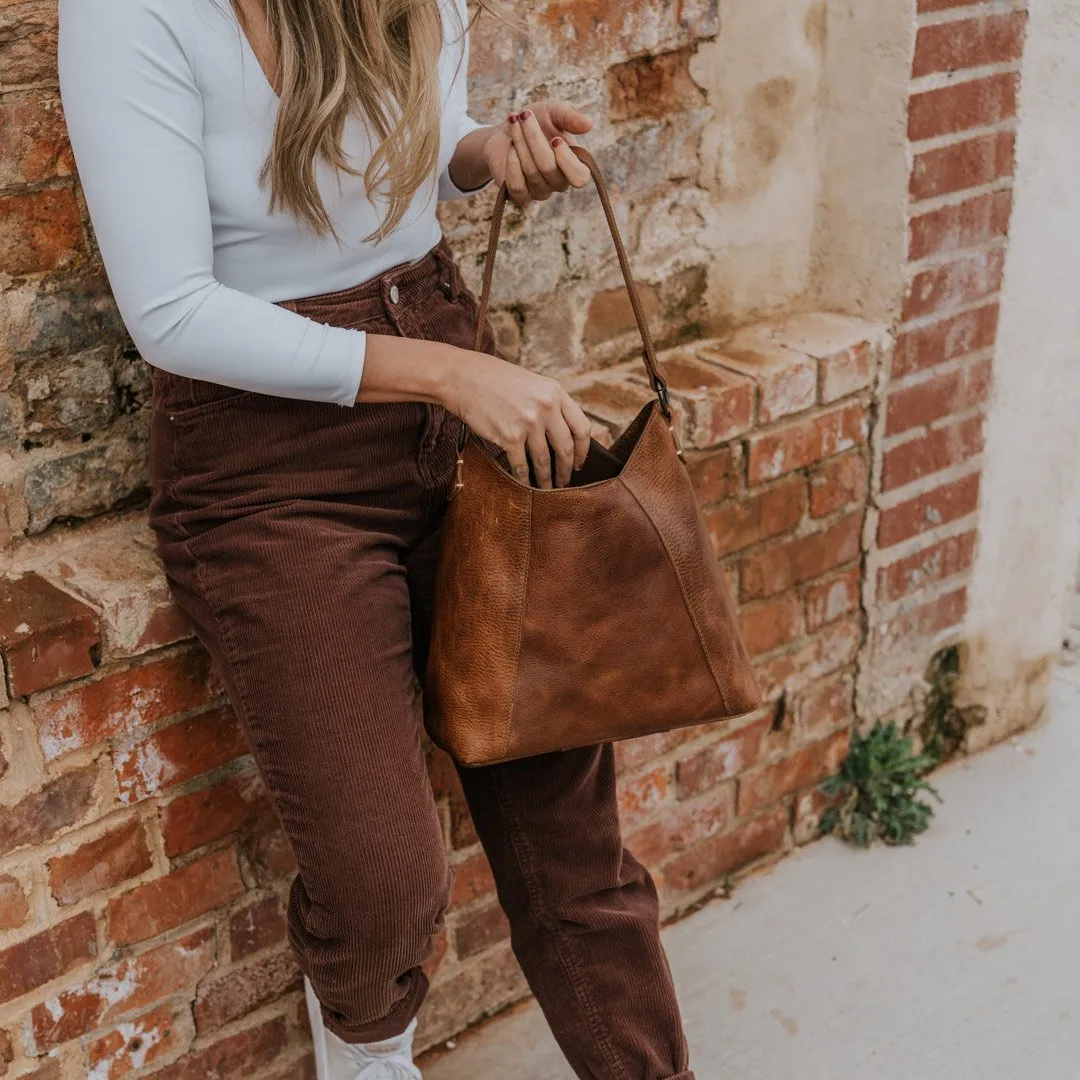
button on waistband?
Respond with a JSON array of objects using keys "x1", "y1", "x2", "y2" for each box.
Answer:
[{"x1": 389, "y1": 284, "x2": 400, "y2": 304}]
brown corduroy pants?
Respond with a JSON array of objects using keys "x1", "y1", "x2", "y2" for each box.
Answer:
[{"x1": 146, "y1": 238, "x2": 694, "y2": 1080}]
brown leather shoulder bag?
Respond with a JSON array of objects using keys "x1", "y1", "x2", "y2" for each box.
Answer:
[{"x1": 425, "y1": 146, "x2": 761, "y2": 766}]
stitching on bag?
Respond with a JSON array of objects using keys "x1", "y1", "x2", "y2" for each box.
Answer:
[
  {"x1": 621, "y1": 482, "x2": 731, "y2": 716},
  {"x1": 488, "y1": 766, "x2": 636, "y2": 1080},
  {"x1": 499, "y1": 496, "x2": 532, "y2": 761}
]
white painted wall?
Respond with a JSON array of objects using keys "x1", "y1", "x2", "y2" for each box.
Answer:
[{"x1": 962, "y1": 0, "x2": 1080, "y2": 741}]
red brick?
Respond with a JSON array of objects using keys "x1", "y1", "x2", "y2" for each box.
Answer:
[
  {"x1": 426, "y1": 746, "x2": 462, "y2": 802},
  {"x1": 874, "y1": 588, "x2": 968, "y2": 653},
  {"x1": 539, "y1": 0, "x2": 713, "y2": 71},
  {"x1": 918, "y1": 0, "x2": 989, "y2": 10},
  {"x1": 819, "y1": 341, "x2": 874, "y2": 404},
  {"x1": 0, "y1": 911, "x2": 96, "y2": 1005},
  {"x1": 161, "y1": 770, "x2": 270, "y2": 858},
  {"x1": 908, "y1": 189, "x2": 1013, "y2": 262},
  {"x1": 454, "y1": 903, "x2": 510, "y2": 960},
  {"x1": 572, "y1": 370, "x2": 661, "y2": 435},
  {"x1": 449, "y1": 851, "x2": 497, "y2": 908},
  {"x1": 686, "y1": 446, "x2": 742, "y2": 505},
  {"x1": 804, "y1": 566, "x2": 861, "y2": 632},
  {"x1": 885, "y1": 356, "x2": 990, "y2": 436},
  {"x1": 0, "y1": 573, "x2": 99, "y2": 697},
  {"x1": 892, "y1": 303, "x2": 999, "y2": 379},
  {"x1": 0, "y1": 188, "x2": 84, "y2": 275},
  {"x1": 31, "y1": 925, "x2": 215, "y2": 1051},
  {"x1": 583, "y1": 282, "x2": 660, "y2": 347},
  {"x1": 139, "y1": 1016, "x2": 287, "y2": 1080},
  {"x1": 86, "y1": 1002, "x2": 190, "y2": 1080},
  {"x1": 877, "y1": 473, "x2": 981, "y2": 548},
  {"x1": 660, "y1": 353, "x2": 755, "y2": 448},
  {"x1": 0, "y1": 95, "x2": 74, "y2": 186},
  {"x1": 793, "y1": 785, "x2": 846, "y2": 845},
  {"x1": 882, "y1": 415, "x2": 985, "y2": 491},
  {"x1": 10, "y1": 1060, "x2": 59, "y2": 1080},
  {"x1": 739, "y1": 512, "x2": 862, "y2": 600},
  {"x1": 0, "y1": 874, "x2": 29, "y2": 930},
  {"x1": 700, "y1": 341, "x2": 817, "y2": 423},
  {"x1": 877, "y1": 530, "x2": 978, "y2": 603},
  {"x1": 754, "y1": 617, "x2": 861, "y2": 701},
  {"x1": 113, "y1": 705, "x2": 249, "y2": 804},
  {"x1": 903, "y1": 249, "x2": 1005, "y2": 322},
  {"x1": 747, "y1": 402, "x2": 868, "y2": 484},
  {"x1": 908, "y1": 73, "x2": 1018, "y2": 142},
  {"x1": 663, "y1": 806, "x2": 788, "y2": 892},
  {"x1": 913, "y1": 11, "x2": 1026, "y2": 78},
  {"x1": 247, "y1": 817, "x2": 298, "y2": 883},
  {"x1": 737, "y1": 729, "x2": 850, "y2": 816},
  {"x1": 229, "y1": 894, "x2": 289, "y2": 960},
  {"x1": 674, "y1": 717, "x2": 771, "y2": 799},
  {"x1": 449, "y1": 790, "x2": 479, "y2": 850},
  {"x1": 791, "y1": 672, "x2": 854, "y2": 742},
  {"x1": 614, "y1": 725, "x2": 703, "y2": 775},
  {"x1": 0, "y1": 765, "x2": 97, "y2": 857},
  {"x1": 809, "y1": 451, "x2": 867, "y2": 518},
  {"x1": 911, "y1": 132, "x2": 1015, "y2": 201},
  {"x1": 422, "y1": 928, "x2": 449, "y2": 983},
  {"x1": 739, "y1": 594, "x2": 801, "y2": 656},
  {"x1": 194, "y1": 947, "x2": 301, "y2": 1034},
  {"x1": 704, "y1": 475, "x2": 806, "y2": 557},
  {"x1": 625, "y1": 788, "x2": 734, "y2": 866},
  {"x1": 32, "y1": 649, "x2": 220, "y2": 762},
  {"x1": 618, "y1": 766, "x2": 670, "y2": 824},
  {"x1": 607, "y1": 46, "x2": 705, "y2": 120},
  {"x1": 107, "y1": 848, "x2": 245, "y2": 946},
  {"x1": 0, "y1": 2, "x2": 58, "y2": 85},
  {"x1": 48, "y1": 819, "x2": 152, "y2": 906}
]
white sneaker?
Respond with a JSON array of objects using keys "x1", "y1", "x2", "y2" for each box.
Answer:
[{"x1": 305, "y1": 976, "x2": 422, "y2": 1080}]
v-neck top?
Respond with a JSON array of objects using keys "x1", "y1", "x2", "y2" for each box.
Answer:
[{"x1": 57, "y1": 0, "x2": 486, "y2": 406}]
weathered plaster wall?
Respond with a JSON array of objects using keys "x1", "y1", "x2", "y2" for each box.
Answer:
[
  {"x1": 961, "y1": 0, "x2": 1080, "y2": 744},
  {"x1": 811, "y1": 0, "x2": 914, "y2": 319}
]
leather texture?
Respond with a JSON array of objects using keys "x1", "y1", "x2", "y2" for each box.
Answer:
[{"x1": 426, "y1": 148, "x2": 761, "y2": 766}]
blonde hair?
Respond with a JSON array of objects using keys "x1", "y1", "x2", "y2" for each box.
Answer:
[{"x1": 236, "y1": 0, "x2": 494, "y2": 242}]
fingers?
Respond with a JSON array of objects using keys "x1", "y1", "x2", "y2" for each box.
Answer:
[
  {"x1": 543, "y1": 100, "x2": 595, "y2": 137},
  {"x1": 545, "y1": 418, "x2": 577, "y2": 489},
  {"x1": 526, "y1": 429, "x2": 554, "y2": 490},
  {"x1": 551, "y1": 137, "x2": 592, "y2": 189},
  {"x1": 505, "y1": 442, "x2": 531, "y2": 485},
  {"x1": 562, "y1": 396, "x2": 594, "y2": 471},
  {"x1": 505, "y1": 146, "x2": 530, "y2": 206},
  {"x1": 507, "y1": 112, "x2": 552, "y2": 202},
  {"x1": 518, "y1": 110, "x2": 567, "y2": 192}
]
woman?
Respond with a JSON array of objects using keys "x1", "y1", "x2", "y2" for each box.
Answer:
[{"x1": 57, "y1": 1, "x2": 696, "y2": 1077}]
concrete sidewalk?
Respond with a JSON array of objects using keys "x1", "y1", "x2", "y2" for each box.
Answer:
[{"x1": 424, "y1": 672, "x2": 1080, "y2": 1080}]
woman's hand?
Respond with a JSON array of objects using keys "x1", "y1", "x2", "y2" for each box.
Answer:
[
  {"x1": 482, "y1": 101, "x2": 594, "y2": 206},
  {"x1": 443, "y1": 349, "x2": 593, "y2": 489}
]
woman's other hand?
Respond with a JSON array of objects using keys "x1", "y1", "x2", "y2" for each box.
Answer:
[{"x1": 483, "y1": 101, "x2": 594, "y2": 206}]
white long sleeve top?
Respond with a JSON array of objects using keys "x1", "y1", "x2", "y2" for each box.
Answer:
[{"x1": 57, "y1": 0, "x2": 487, "y2": 406}]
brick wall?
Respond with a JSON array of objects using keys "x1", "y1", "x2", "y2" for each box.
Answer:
[
  {"x1": 0, "y1": 0, "x2": 1031, "y2": 1077},
  {"x1": 858, "y1": 0, "x2": 1027, "y2": 724}
]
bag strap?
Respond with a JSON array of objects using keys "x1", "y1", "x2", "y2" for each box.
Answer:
[{"x1": 472, "y1": 145, "x2": 672, "y2": 419}]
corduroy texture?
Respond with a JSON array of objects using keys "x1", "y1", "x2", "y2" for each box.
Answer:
[{"x1": 145, "y1": 238, "x2": 694, "y2": 1080}]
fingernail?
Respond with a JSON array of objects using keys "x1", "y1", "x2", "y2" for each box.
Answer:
[
  {"x1": 521, "y1": 109, "x2": 532, "y2": 121},
  {"x1": 551, "y1": 136, "x2": 564, "y2": 147},
  {"x1": 508, "y1": 113, "x2": 518, "y2": 124}
]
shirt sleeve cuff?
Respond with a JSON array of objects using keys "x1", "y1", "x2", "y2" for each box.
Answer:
[
  {"x1": 330, "y1": 328, "x2": 367, "y2": 407},
  {"x1": 438, "y1": 115, "x2": 495, "y2": 201}
]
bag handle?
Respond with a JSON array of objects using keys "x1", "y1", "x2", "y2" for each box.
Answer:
[{"x1": 472, "y1": 145, "x2": 673, "y2": 419}]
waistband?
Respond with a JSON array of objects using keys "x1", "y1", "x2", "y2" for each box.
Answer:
[{"x1": 277, "y1": 235, "x2": 463, "y2": 322}]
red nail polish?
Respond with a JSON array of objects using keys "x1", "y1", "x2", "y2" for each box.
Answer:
[
  {"x1": 521, "y1": 109, "x2": 532, "y2": 120},
  {"x1": 508, "y1": 113, "x2": 518, "y2": 124},
  {"x1": 551, "y1": 136, "x2": 564, "y2": 147}
]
